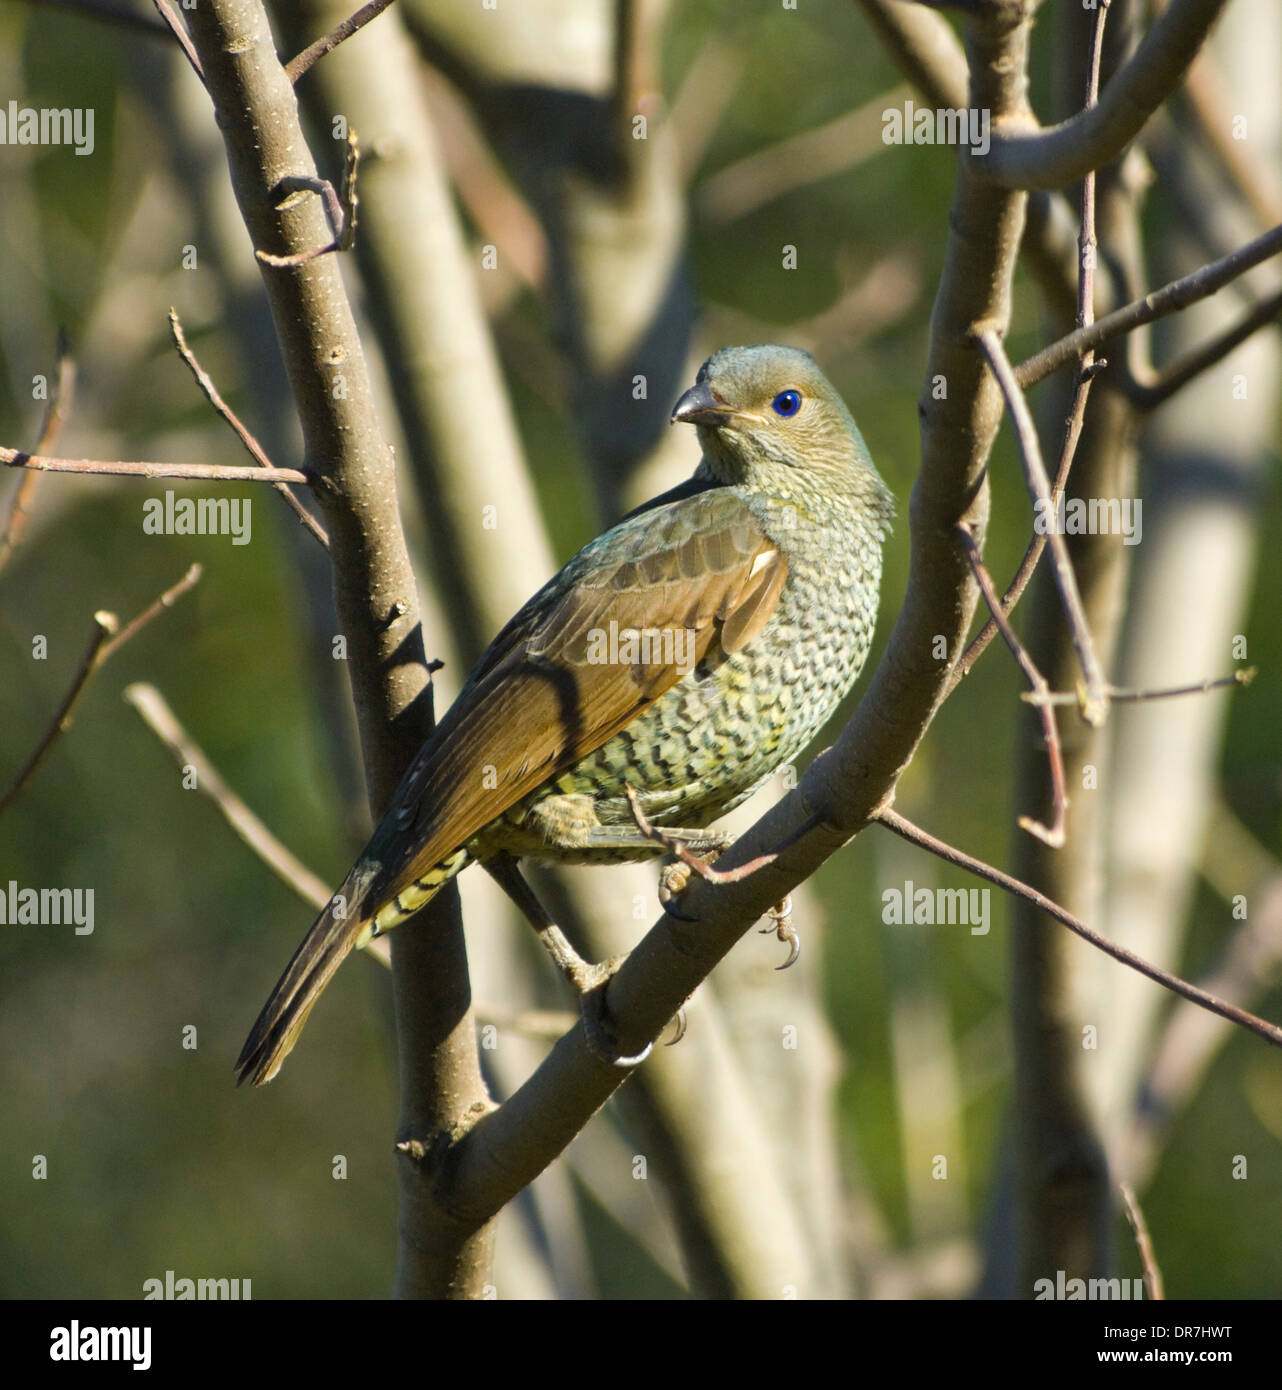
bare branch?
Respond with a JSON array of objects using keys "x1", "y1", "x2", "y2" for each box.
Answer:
[
  {"x1": 1024, "y1": 667, "x2": 1254, "y2": 707},
  {"x1": 1015, "y1": 221, "x2": 1282, "y2": 389},
  {"x1": 1129, "y1": 286, "x2": 1282, "y2": 409},
  {"x1": 957, "y1": 525, "x2": 1066, "y2": 847},
  {"x1": 976, "y1": 328, "x2": 1110, "y2": 725},
  {"x1": 0, "y1": 337, "x2": 75, "y2": 575},
  {"x1": 978, "y1": 0, "x2": 1231, "y2": 190},
  {"x1": 284, "y1": 0, "x2": 397, "y2": 84},
  {"x1": 953, "y1": 0, "x2": 1111, "y2": 693},
  {"x1": 124, "y1": 682, "x2": 332, "y2": 911},
  {"x1": 0, "y1": 565, "x2": 201, "y2": 815},
  {"x1": 168, "y1": 309, "x2": 328, "y2": 546},
  {"x1": 254, "y1": 136, "x2": 360, "y2": 266},
  {"x1": 101, "y1": 562, "x2": 203, "y2": 662},
  {"x1": 0, "y1": 448, "x2": 309, "y2": 485},
  {"x1": 151, "y1": 0, "x2": 204, "y2": 81},
  {"x1": 872, "y1": 806, "x2": 1282, "y2": 1052},
  {"x1": 1120, "y1": 1184, "x2": 1164, "y2": 1301}
]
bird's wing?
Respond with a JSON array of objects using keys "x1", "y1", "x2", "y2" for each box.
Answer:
[{"x1": 365, "y1": 486, "x2": 788, "y2": 907}]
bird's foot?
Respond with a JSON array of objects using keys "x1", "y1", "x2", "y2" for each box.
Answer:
[
  {"x1": 659, "y1": 860, "x2": 697, "y2": 920},
  {"x1": 761, "y1": 895, "x2": 799, "y2": 969},
  {"x1": 625, "y1": 785, "x2": 777, "y2": 888}
]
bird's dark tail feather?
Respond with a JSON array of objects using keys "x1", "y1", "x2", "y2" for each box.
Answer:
[{"x1": 235, "y1": 868, "x2": 376, "y2": 1087}]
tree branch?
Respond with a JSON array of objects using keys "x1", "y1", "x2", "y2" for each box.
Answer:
[
  {"x1": 1015, "y1": 220, "x2": 1282, "y2": 389},
  {"x1": 0, "y1": 336, "x2": 75, "y2": 575},
  {"x1": 184, "y1": 0, "x2": 493, "y2": 1299},
  {"x1": 0, "y1": 447, "x2": 310, "y2": 484},
  {"x1": 168, "y1": 309, "x2": 329, "y2": 545},
  {"x1": 873, "y1": 807, "x2": 1282, "y2": 1051},
  {"x1": 284, "y1": 0, "x2": 397, "y2": 83},
  {"x1": 124, "y1": 682, "x2": 332, "y2": 911},
  {"x1": 977, "y1": 0, "x2": 1231, "y2": 190},
  {"x1": 976, "y1": 328, "x2": 1110, "y2": 725}
]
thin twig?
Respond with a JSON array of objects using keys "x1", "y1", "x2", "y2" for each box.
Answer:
[
  {"x1": 0, "y1": 612, "x2": 116, "y2": 815},
  {"x1": 123, "y1": 679, "x2": 392, "y2": 968},
  {"x1": 1057, "y1": 0, "x2": 1109, "y2": 481},
  {"x1": 0, "y1": 337, "x2": 76, "y2": 575},
  {"x1": 873, "y1": 805, "x2": 1282, "y2": 1052},
  {"x1": 101, "y1": 562, "x2": 202, "y2": 662},
  {"x1": 0, "y1": 565, "x2": 201, "y2": 815},
  {"x1": 1023, "y1": 666, "x2": 1254, "y2": 707},
  {"x1": 151, "y1": 0, "x2": 203, "y2": 81},
  {"x1": 1015, "y1": 221, "x2": 1282, "y2": 389},
  {"x1": 123, "y1": 682, "x2": 332, "y2": 911},
  {"x1": 0, "y1": 447, "x2": 309, "y2": 485},
  {"x1": 284, "y1": 0, "x2": 397, "y2": 84},
  {"x1": 952, "y1": 2, "x2": 1111, "y2": 694},
  {"x1": 1129, "y1": 287, "x2": 1282, "y2": 409},
  {"x1": 976, "y1": 329, "x2": 1110, "y2": 725},
  {"x1": 168, "y1": 310, "x2": 328, "y2": 547},
  {"x1": 1119, "y1": 1183, "x2": 1164, "y2": 1301},
  {"x1": 957, "y1": 525, "x2": 1066, "y2": 847}
]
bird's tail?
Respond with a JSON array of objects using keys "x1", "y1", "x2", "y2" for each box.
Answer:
[
  {"x1": 236, "y1": 846, "x2": 474, "y2": 1086},
  {"x1": 235, "y1": 864, "x2": 382, "y2": 1087}
]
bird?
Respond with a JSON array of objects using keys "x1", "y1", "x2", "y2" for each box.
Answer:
[{"x1": 236, "y1": 344, "x2": 894, "y2": 1085}]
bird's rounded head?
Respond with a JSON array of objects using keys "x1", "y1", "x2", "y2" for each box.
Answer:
[{"x1": 671, "y1": 344, "x2": 884, "y2": 495}]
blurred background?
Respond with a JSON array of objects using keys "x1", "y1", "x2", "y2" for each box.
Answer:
[{"x1": 1, "y1": 0, "x2": 1279, "y2": 1298}]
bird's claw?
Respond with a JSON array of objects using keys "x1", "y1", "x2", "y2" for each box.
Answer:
[
  {"x1": 659, "y1": 860, "x2": 699, "y2": 920},
  {"x1": 764, "y1": 895, "x2": 799, "y2": 970},
  {"x1": 664, "y1": 1005, "x2": 688, "y2": 1047},
  {"x1": 577, "y1": 962, "x2": 654, "y2": 1068}
]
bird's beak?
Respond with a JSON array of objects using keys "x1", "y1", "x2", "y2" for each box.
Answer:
[{"x1": 671, "y1": 381, "x2": 735, "y2": 427}]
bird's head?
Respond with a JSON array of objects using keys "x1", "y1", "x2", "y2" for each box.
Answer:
[{"x1": 671, "y1": 345, "x2": 886, "y2": 500}]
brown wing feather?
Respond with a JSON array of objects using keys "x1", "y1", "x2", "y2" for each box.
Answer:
[{"x1": 368, "y1": 489, "x2": 788, "y2": 906}]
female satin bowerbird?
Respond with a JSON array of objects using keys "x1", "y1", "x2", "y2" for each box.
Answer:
[{"x1": 236, "y1": 344, "x2": 893, "y2": 1085}]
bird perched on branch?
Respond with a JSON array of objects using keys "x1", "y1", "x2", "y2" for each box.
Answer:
[{"x1": 236, "y1": 344, "x2": 894, "y2": 1085}]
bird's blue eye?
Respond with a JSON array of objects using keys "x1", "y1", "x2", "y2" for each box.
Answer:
[{"x1": 772, "y1": 390, "x2": 802, "y2": 418}]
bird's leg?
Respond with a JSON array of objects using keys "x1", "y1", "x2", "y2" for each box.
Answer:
[
  {"x1": 627, "y1": 786, "x2": 803, "y2": 970},
  {"x1": 481, "y1": 853, "x2": 596, "y2": 991},
  {"x1": 481, "y1": 853, "x2": 654, "y2": 1068}
]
